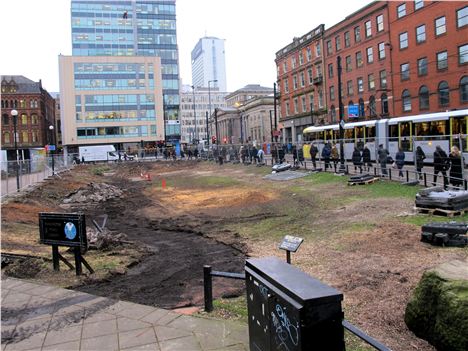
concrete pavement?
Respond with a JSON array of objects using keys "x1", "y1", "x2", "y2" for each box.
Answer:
[{"x1": 1, "y1": 277, "x2": 249, "y2": 351}]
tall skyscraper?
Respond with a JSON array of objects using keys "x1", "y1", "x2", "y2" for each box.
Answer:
[
  {"x1": 60, "y1": 0, "x2": 180, "y2": 153},
  {"x1": 191, "y1": 37, "x2": 227, "y2": 91}
]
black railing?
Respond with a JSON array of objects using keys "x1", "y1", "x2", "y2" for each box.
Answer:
[{"x1": 202, "y1": 264, "x2": 390, "y2": 350}]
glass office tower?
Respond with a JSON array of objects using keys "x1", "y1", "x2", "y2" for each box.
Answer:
[{"x1": 70, "y1": 0, "x2": 180, "y2": 142}]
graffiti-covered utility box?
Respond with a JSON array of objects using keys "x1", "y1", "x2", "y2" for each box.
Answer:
[{"x1": 245, "y1": 257, "x2": 345, "y2": 351}]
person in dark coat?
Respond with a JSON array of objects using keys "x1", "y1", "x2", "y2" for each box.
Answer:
[
  {"x1": 298, "y1": 146, "x2": 304, "y2": 166},
  {"x1": 378, "y1": 144, "x2": 389, "y2": 176},
  {"x1": 416, "y1": 146, "x2": 426, "y2": 180},
  {"x1": 362, "y1": 145, "x2": 372, "y2": 172},
  {"x1": 352, "y1": 147, "x2": 362, "y2": 173},
  {"x1": 395, "y1": 147, "x2": 405, "y2": 178},
  {"x1": 433, "y1": 145, "x2": 449, "y2": 189},
  {"x1": 449, "y1": 146, "x2": 463, "y2": 187},
  {"x1": 310, "y1": 143, "x2": 318, "y2": 169},
  {"x1": 292, "y1": 145, "x2": 298, "y2": 166},
  {"x1": 322, "y1": 143, "x2": 331, "y2": 170}
]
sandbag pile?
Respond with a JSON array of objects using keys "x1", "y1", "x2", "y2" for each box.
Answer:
[
  {"x1": 348, "y1": 173, "x2": 376, "y2": 185},
  {"x1": 415, "y1": 186, "x2": 468, "y2": 210}
]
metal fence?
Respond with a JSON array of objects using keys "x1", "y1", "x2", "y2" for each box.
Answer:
[{"x1": 1, "y1": 155, "x2": 74, "y2": 198}]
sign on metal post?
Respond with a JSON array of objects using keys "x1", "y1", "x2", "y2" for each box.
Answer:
[
  {"x1": 279, "y1": 235, "x2": 303, "y2": 263},
  {"x1": 348, "y1": 105, "x2": 359, "y2": 118},
  {"x1": 39, "y1": 212, "x2": 93, "y2": 275}
]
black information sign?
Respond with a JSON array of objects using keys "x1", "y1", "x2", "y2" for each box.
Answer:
[
  {"x1": 39, "y1": 212, "x2": 87, "y2": 249},
  {"x1": 279, "y1": 235, "x2": 304, "y2": 253}
]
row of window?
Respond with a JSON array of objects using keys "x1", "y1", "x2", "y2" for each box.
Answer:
[
  {"x1": 74, "y1": 78, "x2": 154, "y2": 90},
  {"x1": 283, "y1": 64, "x2": 322, "y2": 93},
  {"x1": 329, "y1": 95, "x2": 388, "y2": 121},
  {"x1": 76, "y1": 125, "x2": 156, "y2": 139},
  {"x1": 330, "y1": 70, "x2": 387, "y2": 100},
  {"x1": 76, "y1": 110, "x2": 155, "y2": 122},
  {"x1": 399, "y1": 45, "x2": 467, "y2": 81},
  {"x1": 398, "y1": 8, "x2": 467, "y2": 50},
  {"x1": 1, "y1": 99, "x2": 39, "y2": 109},
  {"x1": 326, "y1": 13, "x2": 385, "y2": 56},
  {"x1": 284, "y1": 91, "x2": 325, "y2": 117},
  {"x1": 3, "y1": 131, "x2": 40, "y2": 144},
  {"x1": 401, "y1": 77, "x2": 468, "y2": 112},
  {"x1": 71, "y1": 2, "x2": 176, "y2": 15},
  {"x1": 2, "y1": 113, "x2": 39, "y2": 126},
  {"x1": 281, "y1": 42, "x2": 322, "y2": 74}
]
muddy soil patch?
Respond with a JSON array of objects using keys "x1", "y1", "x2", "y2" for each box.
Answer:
[{"x1": 75, "y1": 178, "x2": 246, "y2": 309}]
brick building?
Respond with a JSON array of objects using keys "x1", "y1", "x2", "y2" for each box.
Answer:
[
  {"x1": 275, "y1": 25, "x2": 326, "y2": 143},
  {"x1": 388, "y1": 1, "x2": 467, "y2": 118},
  {"x1": 1, "y1": 76, "x2": 56, "y2": 160},
  {"x1": 324, "y1": 1, "x2": 393, "y2": 124}
]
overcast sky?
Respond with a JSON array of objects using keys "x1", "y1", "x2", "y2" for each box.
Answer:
[{"x1": 0, "y1": 0, "x2": 369, "y2": 93}]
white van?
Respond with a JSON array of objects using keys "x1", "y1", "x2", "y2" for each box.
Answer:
[{"x1": 79, "y1": 145, "x2": 119, "y2": 162}]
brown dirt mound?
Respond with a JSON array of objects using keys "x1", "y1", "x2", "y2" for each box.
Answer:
[{"x1": 1, "y1": 202, "x2": 53, "y2": 224}]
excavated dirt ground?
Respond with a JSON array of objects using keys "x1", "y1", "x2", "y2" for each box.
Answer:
[{"x1": 2, "y1": 160, "x2": 467, "y2": 351}]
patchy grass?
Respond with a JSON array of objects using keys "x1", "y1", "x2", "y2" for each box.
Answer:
[
  {"x1": 303, "y1": 172, "x2": 348, "y2": 185},
  {"x1": 402, "y1": 213, "x2": 468, "y2": 226},
  {"x1": 209, "y1": 296, "x2": 248, "y2": 323},
  {"x1": 91, "y1": 165, "x2": 112, "y2": 176}
]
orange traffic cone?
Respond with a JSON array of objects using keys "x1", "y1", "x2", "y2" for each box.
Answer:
[
  {"x1": 145, "y1": 173, "x2": 151, "y2": 181},
  {"x1": 161, "y1": 178, "x2": 166, "y2": 189}
]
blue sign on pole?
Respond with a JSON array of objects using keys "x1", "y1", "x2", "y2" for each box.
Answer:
[
  {"x1": 48, "y1": 145, "x2": 56, "y2": 151},
  {"x1": 348, "y1": 105, "x2": 359, "y2": 118}
]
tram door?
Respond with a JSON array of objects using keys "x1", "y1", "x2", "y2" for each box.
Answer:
[{"x1": 450, "y1": 116, "x2": 468, "y2": 152}]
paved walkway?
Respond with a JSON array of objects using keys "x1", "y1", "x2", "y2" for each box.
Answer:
[{"x1": 1, "y1": 277, "x2": 249, "y2": 351}]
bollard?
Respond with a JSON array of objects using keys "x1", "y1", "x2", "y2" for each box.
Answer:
[
  {"x1": 406, "y1": 169, "x2": 409, "y2": 182},
  {"x1": 465, "y1": 179, "x2": 467, "y2": 191},
  {"x1": 424, "y1": 173, "x2": 427, "y2": 187},
  {"x1": 389, "y1": 168, "x2": 392, "y2": 180},
  {"x1": 203, "y1": 265, "x2": 213, "y2": 312}
]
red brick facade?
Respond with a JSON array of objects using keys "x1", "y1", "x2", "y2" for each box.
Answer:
[
  {"x1": 1, "y1": 76, "x2": 56, "y2": 157},
  {"x1": 324, "y1": 1, "x2": 392, "y2": 123},
  {"x1": 275, "y1": 25, "x2": 326, "y2": 142},
  {"x1": 388, "y1": 1, "x2": 468, "y2": 116}
]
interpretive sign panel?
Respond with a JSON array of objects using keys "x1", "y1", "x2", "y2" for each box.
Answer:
[
  {"x1": 279, "y1": 235, "x2": 304, "y2": 253},
  {"x1": 39, "y1": 212, "x2": 87, "y2": 249}
]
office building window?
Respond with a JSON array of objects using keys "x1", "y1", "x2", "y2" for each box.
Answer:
[
  {"x1": 416, "y1": 25, "x2": 426, "y2": 43},
  {"x1": 344, "y1": 31, "x2": 350, "y2": 47},
  {"x1": 369, "y1": 96, "x2": 376, "y2": 116},
  {"x1": 308, "y1": 68, "x2": 313, "y2": 84},
  {"x1": 330, "y1": 86, "x2": 335, "y2": 100},
  {"x1": 4, "y1": 132, "x2": 10, "y2": 144},
  {"x1": 437, "y1": 51, "x2": 448, "y2": 70},
  {"x1": 284, "y1": 79, "x2": 289, "y2": 93},
  {"x1": 377, "y1": 14, "x2": 384, "y2": 32},
  {"x1": 415, "y1": 0, "x2": 424, "y2": 10},
  {"x1": 419, "y1": 86, "x2": 430, "y2": 109},
  {"x1": 378, "y1": 42, "x2": 386, "y2": 59},
  {"x1": 438, "y1": 81, "x2": 450, "y2": 105},
  {"x1": 307, "y1": 47, "x2": 312, "y2": 62},
  {"x1": 22, "y1": 131, "x2": 29, "y2": 143},
  {"x1": 326, "y1": 40, "x2": 332, "y2": 55},
  {"x1": 402, "y1": 90, "x2": 411, "y2": 111},
  {"x1": 366, "y1": 47, "x2": 374, "y2": 63},
  {"x1": 294, "y1": 98, "x2": 299, "y2": 113},
  {"x1": 345, "y1": 56, "x2": 352, "y2": 72},
  {"x1": 398, "y1": 3, "x2": 406, "y2": 18},
  {"x1": 285, "y1": 102, "x2": 290, "y2": 115},
  {"x1": 381, "y1": 94, "x2": 389, "y2": 115},
  {"x1": 357, "y1": 77, "x2": 364, "y2": 93},
  {"x1": 300, "y1": 72, "x2": 305, "y2": 87},
  {"x1": 328, "y1": 63, "x2": 334, "y2": 78},
  {"x1": 309, "y1": 93, "x2": 315, "y2": 111},
  {"x1": 354, "y1": 26, "x2": 361, "y2": 42},
  {"x1": 21, "y1": 113, "x2": 28, "y2": 125},
  {"x1": 335, "y1": 36, "x2": 341, "y2": 51},
  {"x1": 460, "y1": 76, "x2": 468, "y2": 102},
  {"x1": 435, "y1": 16, "x2": 446, "y2": 36},
  {"x1": 347, "y1": 80, "x2": 353, "y2": 96},
  {"x1": 379, "y1": 70, "x2": 387, "y2": 89},
  {"x1": 418, "y1": 57, "x2": 428, "y2": 75},
  {"x1": 301, "y1": 96, "x2": 307, "y2": 112},
  {"x1": 293, "y1": 75, "x2": 298, "y2": 90},
  {"x1": 459, "y1": 44, "x2": 468, "y2": 64},
  {"x1": 399, "y1": 32, "x2": 408, "y2": 49},
  {"x1": 457, "y1": 6, "x2": 468, "y2": 28},
  {"x1": 318, "y1": 89, "x2": 323, "y2": 108},
  {"x1": 365, "y1": 21, "x2": 372, "y2": 37},
  {"x1": 368, "y1": 74, "x2": 375, "y2": 90},
  {"x1": 291, "y1": 56, "x2": 297, "y2": 69},
  {"x1": 316, "y1": 43, "x2": 321, "y2": 57},
  {"x1": 283, "y1": 62, "x2": 287, "y2": 73},
  {"x1": 401, "y1": 63, "x2": 410, "y2": 80},
  {"x1": 356, "y1": 51, "x2": 363, "y2": 68}
]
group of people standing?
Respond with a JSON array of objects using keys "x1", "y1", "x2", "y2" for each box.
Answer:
[{"x1": 309, "y1": 142, "x2": 464, "y2": 188}]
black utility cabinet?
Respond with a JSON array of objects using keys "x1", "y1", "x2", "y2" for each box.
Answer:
[{"x1": 246, "y1": 257, "x2": 345, "y2": 351}]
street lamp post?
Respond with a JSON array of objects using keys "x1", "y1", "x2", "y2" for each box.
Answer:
[
  {"x1": 49, "y1": 125, "x2": 55, "y2": 174},
  {"x1": 191, "y1": 85, "x2": 197, "y2": 143},
  {"x1": 11, "y1": 109, "x2": 20, "y2": 192},
  {"x1": 208, "y1": 79, "x2": 218, "y2": 144},
  {"x1": 337, "y1": 56, "x2": 346, "y2": 173}
]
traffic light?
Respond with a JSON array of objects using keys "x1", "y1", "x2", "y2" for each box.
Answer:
[{"x1": 211, "y1": 136, "x2": 217, "y2": 144}]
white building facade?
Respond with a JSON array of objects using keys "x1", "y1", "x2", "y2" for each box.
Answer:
[
  {"x1": 179, "y1": 85, "x2": 228, "y2": 144},
  {"x1": 191, "y1": 37, "x2": 227, "y2": 91}
]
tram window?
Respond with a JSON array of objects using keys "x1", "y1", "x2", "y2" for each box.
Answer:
[
  {"x1": 344, "y1": 129, "x2": 353, "y2": 140},
  {"x1": 318, "y1": 131, "x2": 325, "y2": 140},
  {"x1": 415, "y1": 122, "x2": 430, "y2": 136},
  {"x1": 389, "y1": 125, "x2": 398, "y2": 138},
  {"x1": 333, "y1": 130, "x2": 339, "y2": 140},
  {"x1": 400, "y1": 122, "x2": 411, "y2": 137},
  {"x1": 366, "y1": 126, "x2": 376, "y2": 139},
  {"x1": 355, "y1": 126, "x2": 364, "y2": 139},
  {"x1": 452, "y1": 117, "x2": 466, "y2": 135},
  {"x1": 325, "y1": 129, "x2": 334, "y2": 141},
  {"x1": 429, "y1": 121, "x2": 446, "y2": 136}
]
